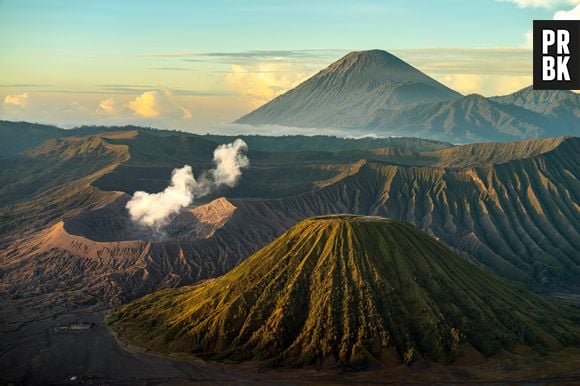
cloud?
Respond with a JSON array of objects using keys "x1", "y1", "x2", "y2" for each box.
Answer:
[
  {"x1": 437, "y1": 74, "x2": 484, "y2": 95},
  {"x1": 128, "y1": 89, "x2": 192, "y2": 120},
  {"x1": 129, "y1": 91, "x2": 160, "y2": 118},
  {"x1": 62, "y1": 101, "x2": 93, "y2": 114},
  {"x1": 393, "y1": 48, "x2": 532, "y2": 76},
  {"x1": 554, "y1": 3, "x2": 580, "y2": 18},
  {"x1": 141, "y1": 49, "x2": 347, "y2": 67},
  {"x1": 516, "y1": 2, "x2": 578, "y2": 49},
  {"x1": 388, "y1": 48, "x2": 535, "y2": 96},
  {"x1": 126, "y1": 139, "x2": 249, "y2": 230},
  {"x1": 498, "y1": 0, "x2": 579, "y2": 8},
  {"x1": 3, "y1": 92, "x2": 29, "y2": 108},
  {"x1": 96, "y1": 84, "x2": 227, "y2": 96},
  {"x1": 97, "y1": 97, "x2": 118, "y2": 114},
  {"x1": 149, "y1": 67, "x2": 196, "y2": 72},
  {"x1": 225, "y1": 62, "x2": 313, "y2": 107},
  {"x1": 435, "y1": 74, "x2": 532, "y2": 96},
  {"x1": 196, "y1": 49, "x2": 345, "y2": 64},
  {"x1": 205, "y1": 122, "x2": 354, "y2": 137},
  {"x1": 0, "y1": 84, "x2": 50, "y2": 88}
]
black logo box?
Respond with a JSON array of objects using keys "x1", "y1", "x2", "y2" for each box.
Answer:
[{"x1": 533, "y1": 20, "x2": 580, "y2": 90}]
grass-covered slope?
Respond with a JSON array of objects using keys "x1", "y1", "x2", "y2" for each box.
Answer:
[
  {"x1": 108, "y1": 216, "x2": 580, "y2": 369},
  {"x1": 198, "y1": 134, "x2": 453, "y2": 153},
  {"x1": 0, "y1": 134, "x2": 130, "y2": 236},
  {"x1": 89, "y1": 130, "x2": 453, "y2": 198},
  {"x1": 222, "y1": 137, "x2": 579, "y2": 292},
  {"x1": 424, "y1": 136, "x2": 568, "y2": 167},
  {"x1": 0, "y1": 120, "x2": 65, "y2": 158}
]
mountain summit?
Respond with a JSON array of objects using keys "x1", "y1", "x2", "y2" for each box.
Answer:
[
  {"x1": 236, "y1": 51, "x2": 579, "y2": 142},
  {"x1": 108, "y1": 216, "x2": 579, "y2": 369},
  {"x1": 236, "y1": 49, "x2": 461, "y2": 128},
  {"x1": 314, "y1": 50, "x2": 457, "y2": 91}
]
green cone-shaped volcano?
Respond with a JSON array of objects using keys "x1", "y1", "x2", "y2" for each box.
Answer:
[{"x1": 108, "y1": 216, "x2": 579, "y2": 368}]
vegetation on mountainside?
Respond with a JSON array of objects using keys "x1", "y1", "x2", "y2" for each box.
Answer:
[
  {"x1": 259, "y1": 137, "x2": 579, "y2": 291},
  {"x1": 108, "y1": 216, "x2": 580, "y2": 369},
  {"x1": 0, "y1": 136, "x2": 129, "y2": 235},
  {"x1": 199, "y1": 134, "x2": 453, "y2": 153},
  {"x1": 0, "y1": 120, "x2": 65, "y2": 158}
]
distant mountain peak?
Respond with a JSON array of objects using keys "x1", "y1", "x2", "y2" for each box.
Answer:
[
  {"x1": 236, "y1": 51, "x2": 578, "y2": 142},
  {"x1": 318, "y1": 49, "x2": 445, "y2": 87},
  {"x1": 493, "y1": 85, "x2": 579, "y2": 101},
  {"x1": 492, "y1": 85, "x2": 580, "y2": 124},
  {"x1": 236, "y1": 49, "x2": 461, "y2": 129},
  {"x1": 324, "y1": 49, "x2": 406, "y2": 70}
]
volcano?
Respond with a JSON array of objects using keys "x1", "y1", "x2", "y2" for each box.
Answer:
[
  {"x1": 107, "y1": 216, "x2": 579, "y2": 369},
  {"x1": 236, "y1": 49, "x2": 460, "y2": 129},
  {"x1": 235, "y1": 50, "x2": 579, "y2": 142}
]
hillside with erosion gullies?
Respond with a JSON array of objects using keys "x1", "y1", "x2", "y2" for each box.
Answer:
[
  {"x1": 1, "y1": 129, "x2": 578, "y2": 312},
  {"x1": 108, "y1": 216, "x2": 580, "y2": 369},
  {"x1": 0, "y1": 122, "x2": 579, "y2": 383}
]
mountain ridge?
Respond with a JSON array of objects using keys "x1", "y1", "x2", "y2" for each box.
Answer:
[
  {"x1": 1, "y1": 133, "x2": 576, "y2": 302},
  {"x1": 235, "y1": 50, "x2": 579, "y2": 142},
  {"x1": 365, "y1": 93, "x2": 554, "y2": 143},
  {"x1": 492, "y1": 86, "x2": 580, "y2": 117}
]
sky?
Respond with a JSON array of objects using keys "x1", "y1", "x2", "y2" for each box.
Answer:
[{"x1": 0, "y1": 0, "x2": 579, "y2": 131}]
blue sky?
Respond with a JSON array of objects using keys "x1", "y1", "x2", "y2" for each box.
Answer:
[
  {"x1": 0, "y1": 0, "x2": 578, "y2": 129},
  {"x1": 0, "y1": 0, "x2": 552, "y2": 50}
]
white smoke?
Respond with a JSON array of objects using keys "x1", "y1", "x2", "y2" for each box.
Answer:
[
  {"x1": 126, "y1": 139, "x2": 249, "y2": 229},
  {"x1": 210, "y1": 139, "x2": 250, "y2": 186}
]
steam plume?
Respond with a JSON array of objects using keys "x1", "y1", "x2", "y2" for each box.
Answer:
[{"x1": 126, "y1": 139, "x2": 249, "y2": 229}]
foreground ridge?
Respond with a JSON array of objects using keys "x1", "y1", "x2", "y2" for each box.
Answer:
[{"x1": 108, "y1": 216, "x2": 580, "y2": 369}]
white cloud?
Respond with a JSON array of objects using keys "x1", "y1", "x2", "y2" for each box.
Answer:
[
  {"x1": 129, "y1": 91, "x2": 160, "y2": 117},
  {"x1": 97, "y1": 97, "x2": 119, "y2": 115},
  {"x1": 499, "y1": 0, "x2": 579, "y2": 8},
  {"x1": 393, "y1": 48, "x2": 532, "y2": 76},
  {"x1": 63, "y1": 101, "x2": 93, "y2": 114},
  {"x1": 128, "y1": 89, "x2": 192, "y2": 120},
  {"x1": 2, "y1": 92, "x2": 31, "y2": 117},
  {"x1": 435, "y1": 74, "x2": 532, "y2": 96},
  {"x1": 3, "y1": 92, "x2": 29, "y2": 108},
  {"x1": 554, "y1": 3, "x2": 580, "y2": 18},
  {"x1": 225, "y1": 62, "x2": 313, "y2": 107}
]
